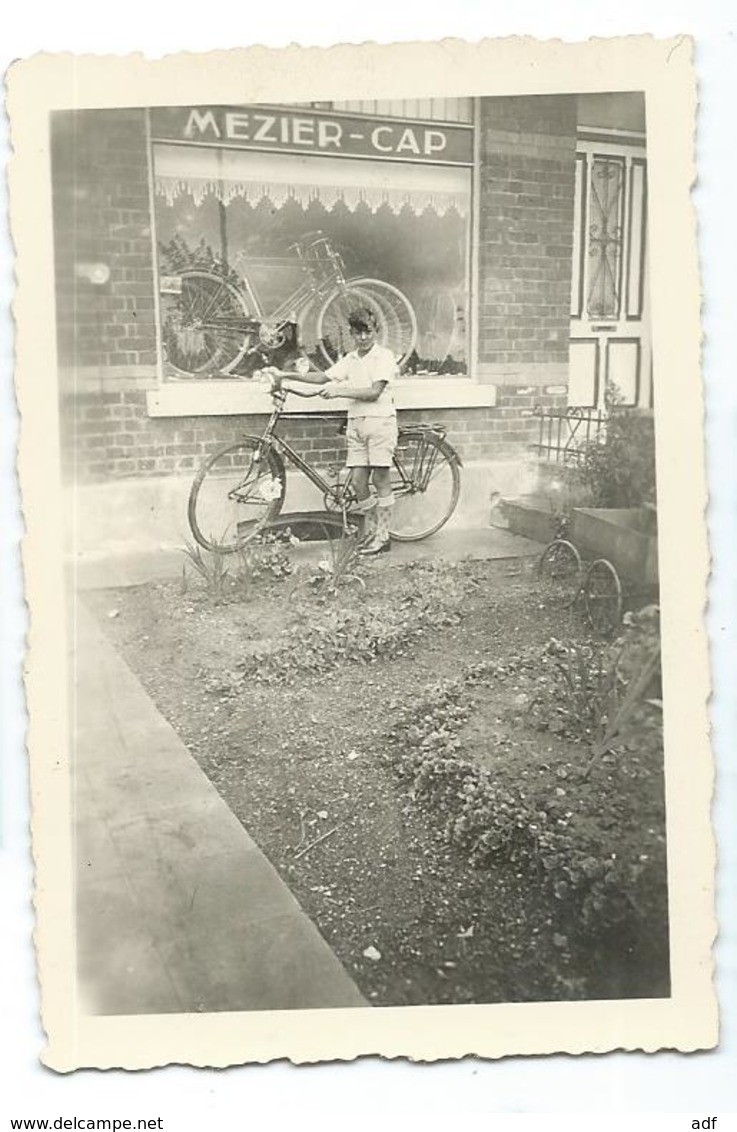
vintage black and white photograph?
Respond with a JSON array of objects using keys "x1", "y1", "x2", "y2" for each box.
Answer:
[{"x1": 8, "y1": 37, "x2": 715, "y2": 1068}]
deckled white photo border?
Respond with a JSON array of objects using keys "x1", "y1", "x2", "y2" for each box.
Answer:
[{"x1": 7, "y1": 34, "x2": 716, "y2": 1070}]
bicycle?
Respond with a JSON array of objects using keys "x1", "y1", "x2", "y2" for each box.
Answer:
[
  {"x1": 187, "y1": 372, "x2": 462, "y2": 551},
  {"x1": 160, "y1": 231, "x2": 418, "y2": 378}
]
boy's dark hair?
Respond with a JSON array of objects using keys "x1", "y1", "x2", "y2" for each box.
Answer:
[{"x1": 347, "y1": 306, "x2": 379, "y2": 333}]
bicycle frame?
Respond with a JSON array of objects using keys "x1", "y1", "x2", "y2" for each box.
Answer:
[
  {"x1": 233, "y1": 233, "x2": 347, "y2": 327},
  {"x1": 248, "y1": 385, "x2": 460, "y2": 509}
]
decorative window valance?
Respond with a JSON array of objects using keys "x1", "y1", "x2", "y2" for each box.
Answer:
[{"x1": 153, "y1": 144, "x2": 470, "y2": 217}]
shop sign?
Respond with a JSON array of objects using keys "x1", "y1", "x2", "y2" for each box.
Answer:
[{"x1": 150, "y1": 105, "x2": 474, "y2": 166}]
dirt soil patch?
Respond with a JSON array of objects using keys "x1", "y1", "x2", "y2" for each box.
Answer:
[{"x1": 84, "y1": 553, "x2": 669, "y2": 1006}]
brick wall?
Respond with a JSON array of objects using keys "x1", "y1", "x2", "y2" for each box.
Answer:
[
  {"x1": 51, "y1": 109, "x2": 157, "y2": 378},
  {"x1": 477, "y1": 95, "x2": 577, "y2": 372},
  {"x1": 66, "y1": 393, "x2": 568, "y2": 483}
]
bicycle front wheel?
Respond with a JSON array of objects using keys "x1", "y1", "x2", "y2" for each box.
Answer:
[
  {"x1": 316, "y1": 279, "x2": 417, "y2": 368},
  {"x1": 161, "y1": 271, "x2": 254, "y2": 376},
  {"x1": 389, "y1": 430, "x2": 460, "y2": 541},
  {"x1": 188, "y1": 439, "x2": 286, "y2": 552}
]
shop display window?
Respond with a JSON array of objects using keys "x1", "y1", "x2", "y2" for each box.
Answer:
[{"x1": 152, "y1": 143, "x2": 471, "y2": 380}]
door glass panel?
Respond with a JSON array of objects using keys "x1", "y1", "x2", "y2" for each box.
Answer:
[{"x1": 586, "y1": 156, "x2": 625, "y2": 319}]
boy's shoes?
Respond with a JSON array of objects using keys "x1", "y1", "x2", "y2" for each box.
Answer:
[
  {"x1": 356, "y1": 528, "x2": 376, "y2": 549},
  {"x1": 359, "y1": 536, "x2": 391, "y2": 556}
]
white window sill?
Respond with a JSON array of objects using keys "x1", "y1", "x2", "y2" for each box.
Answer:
[{"x1": 146, "y1": 377, "x2": 496, "y2": 417}]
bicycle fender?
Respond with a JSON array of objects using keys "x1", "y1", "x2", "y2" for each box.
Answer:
[
  {"x1": 401, "y1": 429, "x2": 463, "y2": 468},
  {"x1": 436, "y1": 434, "x2": 463, "y2": 468}
]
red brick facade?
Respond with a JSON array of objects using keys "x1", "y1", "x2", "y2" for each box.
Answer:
[
  {"x1": 477, "y1": 96, "x2": 577, "y2": 370},
  {"x1": 52, "y1": 110, "x2": 157, "y2": 376},
  {"x1": 64, "y1": 392, "x2": 563, "y2": 483},
  {"x1": 52, "y1": 99, "x2": 577, "y2": 486}
]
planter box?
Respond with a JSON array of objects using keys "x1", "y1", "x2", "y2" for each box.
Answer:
[
  {"x1": 571, "y1": 507, "x2": 659, "y2": 585},
  {"x1": 500, "y1": 498, "x2": 558, "y2": 545}
]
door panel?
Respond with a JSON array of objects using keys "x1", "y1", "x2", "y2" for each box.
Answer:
[
  {"x1": 569, "y1": 138, "x2": 650, "y2": 409},
  {"x1": 606, "y1": 338, "x2": 640, "y2": 406},
  {"x1": 569, "y1": 339, "x2": 600, "y2": 407}
]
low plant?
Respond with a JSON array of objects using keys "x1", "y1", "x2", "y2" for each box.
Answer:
[
  {"x1": 386, "y1": 629, "x2": 667, "y2": 959},
  {"x1": 526, "y1": 608, "x2": 662, "y2": 765},
  {"x1": 203, "y1": 561, "x2": 471, "y2": 692},
  {"x1": 181, "y1": 539, "x2": 229, "y2": 604},
  {"x1": 290, "y1": 523, "x2": 365, "y2": 600},
  {"x1": 526, "y1": 638, "x2": 620, "y2": 745},
  {"x1": 235, "y1": 529, "x2": 294, "y2": 592}
]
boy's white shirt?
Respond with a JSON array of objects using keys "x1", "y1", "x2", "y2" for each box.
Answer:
[{"x1": 325, "y1": 343, "x2": 398, "y2": 418}]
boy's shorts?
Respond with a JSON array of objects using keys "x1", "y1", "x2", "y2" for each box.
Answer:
[{"x1": 345, "y1": 415, "x2": 398, "y2": 468}]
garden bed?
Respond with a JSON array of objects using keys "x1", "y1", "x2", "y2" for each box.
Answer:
[{"x1": 84, "y1": 548, "x2": 669, "y2": 1006}]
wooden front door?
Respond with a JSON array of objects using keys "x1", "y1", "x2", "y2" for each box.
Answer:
[{"x1": 569, "y1": 136, "x2": 651, "y2": 409}]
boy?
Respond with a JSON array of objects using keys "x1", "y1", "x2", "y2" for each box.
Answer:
[{"x1": 276, "y1": 307, "x2": 399, "y2": 555}]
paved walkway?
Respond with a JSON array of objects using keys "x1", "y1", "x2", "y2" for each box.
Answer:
[
  {"x1": 73, "y1": 523, "x2": 541, "y2": 590},
  {"x1": 73, "y1": 522, "x2": 542, "y2": 1015},
  {"x1": 74, "y1": 605, "x2": 366, "y2": 1014}
]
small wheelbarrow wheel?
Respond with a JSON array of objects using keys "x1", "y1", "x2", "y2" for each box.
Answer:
[
  {"x1": 584, "y1": 558, "x2": 623, "y2": 635},
  {"x1": 538, "y1": 538, "x2": 583, "y2": 607}
]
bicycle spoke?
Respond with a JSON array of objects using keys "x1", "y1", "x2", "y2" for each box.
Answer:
[{"x1": 199, "y1": 278, "x2": 229, "y2": 324}]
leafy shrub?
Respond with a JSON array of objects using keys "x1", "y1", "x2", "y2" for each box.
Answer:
[{"x1": 574, "y1": 408, "x2": 657, "y2": 509}]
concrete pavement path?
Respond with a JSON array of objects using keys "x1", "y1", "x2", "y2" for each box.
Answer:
[
  {"x1": 74, "y1": 604, "x2": 366, "y2": 1015},
  {"x1": 73, "y1": 523, "x2": 542, "y2": 590}
]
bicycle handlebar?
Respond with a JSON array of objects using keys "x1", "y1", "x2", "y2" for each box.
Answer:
[{"x1": 253, "y1": 368, "x2": 324, "y2": 399}]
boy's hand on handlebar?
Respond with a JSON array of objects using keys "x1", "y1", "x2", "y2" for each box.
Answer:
[{"x1": 260, "y1": 366, "x2": 283, "y2": 390}]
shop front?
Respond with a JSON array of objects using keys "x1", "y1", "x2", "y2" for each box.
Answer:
[
  {"x1": 51, "y1": 93, "x2": 649, "y2": 555},
  {"x1": 150, "y1": 101, "x2": 475, "y2": 395}
]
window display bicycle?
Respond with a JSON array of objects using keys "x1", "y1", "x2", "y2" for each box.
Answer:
[
  {"x1": 160, "y1": 231, "x2": 418, "y2": 377},
  {"x1": 188, "y1": 372, "x2": 461, "y2": 549}
]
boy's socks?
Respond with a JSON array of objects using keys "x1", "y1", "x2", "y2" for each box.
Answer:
[
  {"x1": 375, "y1": 493, "x2": 394, "y2": 544},
  {"x1": 351, "y1": 494, "x2": 378, "y2": 542}
]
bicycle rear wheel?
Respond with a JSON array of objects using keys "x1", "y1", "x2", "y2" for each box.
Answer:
[
  {"x1": 188, "y1": 439, "x2": 286, "y2": 552},
  {"x1": 316, "y1": 279, "x2": 417, "y2": 368},
  {"x1": 161, "y1": 271, "x2": 254, "y2": 376},
  {"x1": 389, "y1": 430, "x2": 460, "y2": 541}
]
